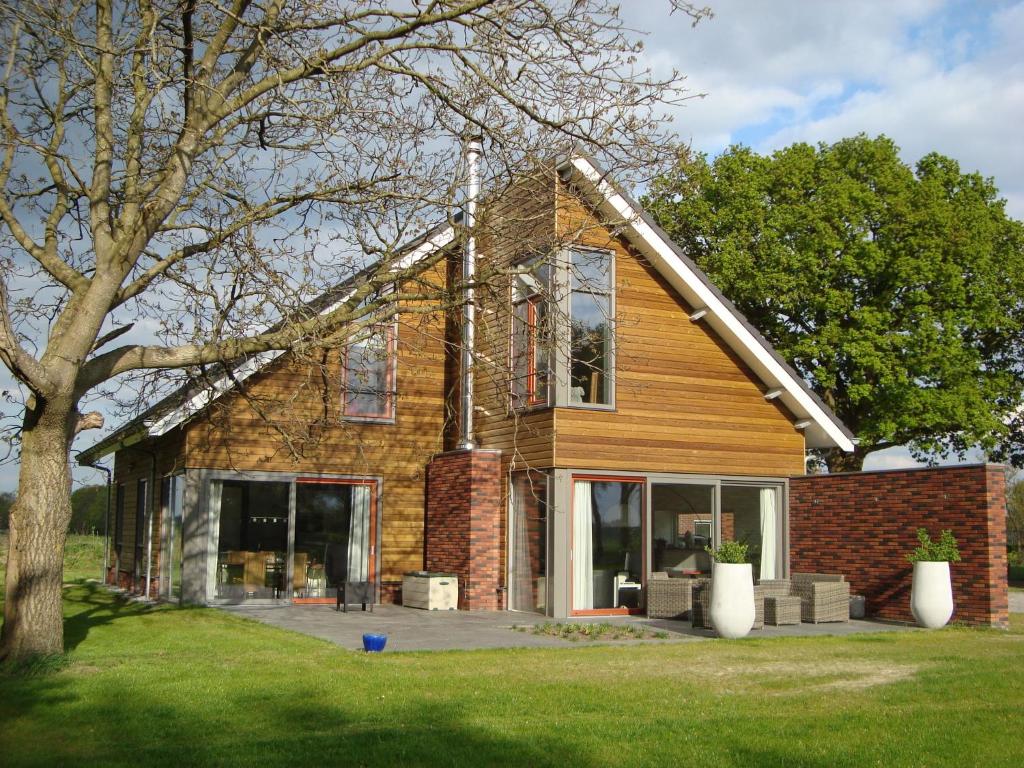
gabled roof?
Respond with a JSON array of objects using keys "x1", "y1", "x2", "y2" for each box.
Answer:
[{"x1": 79, "y1": 157, "x2": 853, "y2": 464}]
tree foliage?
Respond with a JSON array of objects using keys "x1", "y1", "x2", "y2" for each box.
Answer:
[
  {"x1": 69, "y1": 485, "x2": 107, "y2": 536},
  {"x1": 644, "y1": 135, "x2": 1024, "y2": 471}
]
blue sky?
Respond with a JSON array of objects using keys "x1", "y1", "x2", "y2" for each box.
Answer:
[{"x1": 5, "y1": 0, "x2": 1022, "y2": 491}]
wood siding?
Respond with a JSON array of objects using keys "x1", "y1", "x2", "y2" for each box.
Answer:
[{"x1": 551, "y1": 185, "x2": 805, "y2": 476}]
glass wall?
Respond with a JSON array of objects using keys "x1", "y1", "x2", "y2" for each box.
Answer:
[
  {"x1": 650, "y1": 483, "x2": 715, "y2": 577},
  {"x1": 293, "y1": 481, "x2": 373, "y2": 600},
  {"x1": 721, "y1": 484, "x2": 781, "y2": 580},
  {"x1": 569, "y1": 249, "x2": 612, "y2": 406},
  {"x1": 571, "y1": 478, "x2": 643, "y2": 611},
  {"x1": 509, "y1": 471, "x2": 548, "y2": 613},
  {"x1": 213, "y1": 480, "x2": 290, "y2": 600}
]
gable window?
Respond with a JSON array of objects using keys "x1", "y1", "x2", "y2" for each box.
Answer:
[
  {"x1": 512, "y1": 260, "x2": 553, "y2": 408},
  {"x1": 343, "y1": 324, "x2": 396, "y2": 420},
  {"x1": 569, "y1": 248, "x2": 612, "y2": 406}
]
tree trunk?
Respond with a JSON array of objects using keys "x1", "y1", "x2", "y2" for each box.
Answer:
[
  {"x1": 0, "y1": 397, "x2": 76, "y2": 661},
  {"x1": 823, "y1": 445, "x2": 868, "y2": 474}
]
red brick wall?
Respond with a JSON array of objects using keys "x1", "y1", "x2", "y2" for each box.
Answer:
[
  {"x1": 790, "y1": 464, "x2": 1008, "y2": 628},
  {"x1": 424, "y1": 448, "x2": 503, "y2": 610}
]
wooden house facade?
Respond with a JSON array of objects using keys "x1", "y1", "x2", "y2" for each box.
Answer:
[{"x1": 80, "y1": 157, "x2": 853, "y2": 618}]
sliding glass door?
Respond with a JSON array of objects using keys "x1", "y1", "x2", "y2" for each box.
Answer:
[
  {"x1": 571, "y1": 477, "x2": 644, "y2": 613},
  {"x1": 509, "y1": 472, "x2": 549, "y2": 614},
  {"x1": 293, "y1": 480, "x2": 375, "y2": 602},
  {"x1": 208, "y1": 475, "x2": 376, "y2": 603},
  {"x1": 721, "y1": 484, "x2": 782, "y2": 580},
  {"x1": 650, "y1": 483, "x2": 716, "y2": 577}
]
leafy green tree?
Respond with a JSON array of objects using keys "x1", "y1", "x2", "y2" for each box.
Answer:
[
  {"x1": 0, "y1": 491, "x2": 14, "y2": 530},
  {"x1": 645, "y1": 135, "x2": 1024, "y2": 471},
  {"x1": 1008, "y1": 473, "x2": 1023, "y2": 559},
  {"x1": 69, "y1": 486, "x2": 108, "y2": 536}
]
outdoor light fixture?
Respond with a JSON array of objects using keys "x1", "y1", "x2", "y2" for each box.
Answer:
[
  {"x1": 764, "y1": 388, "x2": 783, "y2": 400},
  {"x1": 689, "y1": 307, "x2": 709, "y2": 321}
]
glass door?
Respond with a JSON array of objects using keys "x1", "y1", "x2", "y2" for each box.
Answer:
[
  {"x1": 650, "y1": 483, "x2": 716, "y2": 578},
  {"x1": 509, "y1": 471, "x2": 548, "y2": 613},
  {"x1": 720, "y1": 484, "x2": 782, "y2": 580},
  {"x1": 571, "y1": 477, "x2": 644, "y2": 613},
  {"x1": 292, "y1": 480, "x2": 375, "y2": 603}
]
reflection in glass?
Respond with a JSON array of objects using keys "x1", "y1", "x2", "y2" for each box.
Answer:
[
  {"x1": 293, "y1": 482, "x2": 372, "y2": 599},
  {"x1": 651, "y1": 484, "x2": 715, "y2": 577},
  {"x1": 509, "y1": 472, "x2": 548, "y2": 613},
  {"x1": 569, "y1": 249, "x2": 611, "y2": 405},
  {"x1": 214, "y1": 480, "x2": 290, "y2": 600},
  {"x1": 572, "y1": 479, "x2": 642, "y2": 610},
  {"x1": 721, "y1": 485, "x2": 780, "y2": 580}
]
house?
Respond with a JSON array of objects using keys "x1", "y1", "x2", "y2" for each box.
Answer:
[{"x1": 78, "y1": 155, "x2": 855, "y2": 619}]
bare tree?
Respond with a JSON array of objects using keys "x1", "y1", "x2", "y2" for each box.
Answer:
[{"x1": 0, "y1": 0, "x2": 710, "y2": 659}]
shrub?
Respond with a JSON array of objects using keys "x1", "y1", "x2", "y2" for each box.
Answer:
[
  {"x1": 907, "y1": 528, "x2": 961, "y2": 563},
  {"x1": 705, "y1": 540, "x2": 749, "y2": 564}
]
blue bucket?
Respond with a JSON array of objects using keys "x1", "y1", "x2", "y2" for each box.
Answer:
[{"x1": 362, "y1": 633, "x2": 387, "y2": 652}]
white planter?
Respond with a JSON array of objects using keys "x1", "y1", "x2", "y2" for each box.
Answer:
[
  {"x1": 709, "y1": 562, "x2": 755, "y2": 639},
  {"x1": 910, "y1": 561, "x2": 954, "y2": 629}
]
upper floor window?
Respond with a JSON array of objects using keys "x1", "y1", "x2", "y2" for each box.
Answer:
[
  {"x1": 569, "y1": 249, "x2": 612, "y2": 406},
  {"x1": 512, "y1": 261, "x2": 553, "y2": 408},
  {"x1": 343, "y1": 324, "x2": 396, "y2": 420}
]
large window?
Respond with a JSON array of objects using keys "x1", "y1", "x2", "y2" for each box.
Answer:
[
  {"x1": 721, "y1": 484, "x2": 781, "y2": 580},
  {"x1": 135, "y1": 478, "x2": 149, "y2": 583},
  {"x1": 114, "y1": 484, "x2": 125, "y2": 568},
  {"x1": 342, "y1": 325, "x2": 396, "y2": 420},
  {"x1": 511, "y1": 261, "x2": 552, "y2": 408},
  {"x1": 569, "y1": 249, "x2": 612, "y2": 406},
  {"x1": 213, "y1": 480, "x2": 290, "y2": 600}
]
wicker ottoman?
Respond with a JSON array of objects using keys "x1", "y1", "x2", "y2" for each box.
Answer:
[{"x1": 764, "y1": 595, "x2": 801, "y2": 626}]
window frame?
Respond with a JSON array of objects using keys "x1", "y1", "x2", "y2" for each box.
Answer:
[
  {"x1": 510, "y1": 259, "x2": 554, "y2": 410},
  {"x1": 341, "y1": 322, "x2": 398, "y2": 422}
]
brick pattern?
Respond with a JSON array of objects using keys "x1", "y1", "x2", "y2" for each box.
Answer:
[
  {"x1": 424, "y1": 449, "x2": 503, "y2": 610},
  {"x1": 789, "y1": 464, "x2": 1008, "y2": 628}
]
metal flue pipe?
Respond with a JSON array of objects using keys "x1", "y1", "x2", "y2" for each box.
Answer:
[{"x1": 458, "y1": 135, "x2": 483, "y2": 450}]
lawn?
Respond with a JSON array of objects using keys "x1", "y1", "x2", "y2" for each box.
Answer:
[{"x1": 0, "y1": 586, "x2": 1022, "y2": 767}]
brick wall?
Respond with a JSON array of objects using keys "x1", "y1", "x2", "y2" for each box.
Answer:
[
  {"x1": 424, "y1": 448, "x2": 503, "y2": 610},
  {"x1": 790, "y1": 464, "x2": 1008, "y2": 628}
]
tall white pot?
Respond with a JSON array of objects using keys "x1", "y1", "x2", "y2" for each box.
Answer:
[
  {"x1": 709, "y1": 562, "x2": 755, "y2": 639},
  {"x1": 910, "y1": 561, "x2": 954, "y2": 629}
]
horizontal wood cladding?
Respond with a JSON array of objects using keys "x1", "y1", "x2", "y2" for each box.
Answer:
[
  {"x1": 552, "y1": 186, "x2": 805, "y2": 477},
  {"x1": 180, "y1": 267, "x2": 452, "y2": 583}
]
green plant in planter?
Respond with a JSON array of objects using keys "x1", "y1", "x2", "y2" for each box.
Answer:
[
  {"x1": 705, "y1": 540, "x2": 749, "y2": 564},
  {"x1": 907, "y1": 528, "x2": 961, "y2": 563}
]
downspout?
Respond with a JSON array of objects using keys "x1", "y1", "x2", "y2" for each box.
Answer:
[{"x1": 458, "y1": 135, "x2": 483, "y2": 450}]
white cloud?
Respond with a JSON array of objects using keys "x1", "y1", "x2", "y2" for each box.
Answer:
[{"x1": 627, "y1": 0, "x2": 1024, "y2": 216}]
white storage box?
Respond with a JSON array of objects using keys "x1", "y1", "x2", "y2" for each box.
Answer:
[{"x1": 402, "y1": 572, "x2": 459, "y2": 610}]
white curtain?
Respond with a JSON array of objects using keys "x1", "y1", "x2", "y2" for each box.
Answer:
[
  {"x1": 347, "y1": 484, "x2": 371, "y2": 582},
  {"x1": 572, "y1": 480, "x2": 594, "y2": 611},
  {"x1": 759, "y1": 487, "x2": 778, "y2": 580},
  {"x1": 511, "y1": 483, "x2": 533, "y2": 612}
]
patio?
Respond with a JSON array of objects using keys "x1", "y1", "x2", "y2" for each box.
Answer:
[{"x1": 219, "y1": 603, "x2": 917, "y2": 652}]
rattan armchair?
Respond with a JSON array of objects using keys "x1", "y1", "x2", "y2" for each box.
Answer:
[
  {"x1": 647, "y1": 573, "x2": 704, "y2": 619},
  {"x1": 790, "y1": 572, "x2": 850, "y2": 623}
]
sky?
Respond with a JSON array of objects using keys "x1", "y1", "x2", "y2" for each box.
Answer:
[{"x1": 4, "y1": 0, "x2": 1022, "y2": 491}]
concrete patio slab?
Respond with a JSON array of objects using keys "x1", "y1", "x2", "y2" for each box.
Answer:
[{"x1": 220, "y1": 603, "x2": 917, "y2": 652}]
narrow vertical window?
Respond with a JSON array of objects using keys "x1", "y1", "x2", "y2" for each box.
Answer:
[
  {"x1": 342, "y1": 324, "x2": 396, "y2": 420},
  {"x1": 114, "y1": 484, "x2": 125, "y2": 566},
  {"x1": 569, "y1": 249, "x2": 612, "y2": 406},
  {"x1": 511, "y1": 260, "x2": 552, "y2": 407}
]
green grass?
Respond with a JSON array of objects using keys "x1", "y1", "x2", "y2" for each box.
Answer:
[
  {"x1": 1, "y1": 586, "x2": 1023, "y2": 767},
  {"x1": 0, "y1": 533, "x2": 106, "y2": 587}
]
